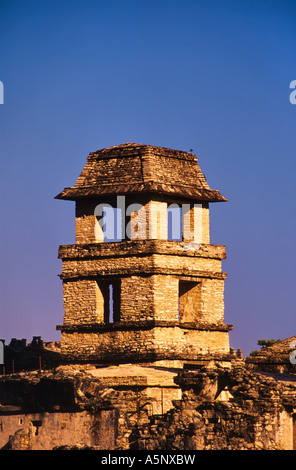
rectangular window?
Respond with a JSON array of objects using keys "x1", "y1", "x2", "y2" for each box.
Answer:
[
  {"x1": 102, "y1": 207, "x2": 123, "y2": 242},
  {"x1": 95, "y1": 205, "x2": 123, "y2": 242},
  {"x1": 100, "y1": 280, "x2": 121, "y2": 323},
  {"x1": 178, "y1": 280, "x2": 201, "y2": 322},
  {"x1": 167, "y1": 205, "x2": 182, "y2": 241}
]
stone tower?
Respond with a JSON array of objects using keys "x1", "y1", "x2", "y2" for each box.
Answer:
[{"x1": 56, "y1": 143, "x2": 232, "y2": 366}]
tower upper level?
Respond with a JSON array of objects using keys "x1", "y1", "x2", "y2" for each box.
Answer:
[{"x1": 55, "y1": 143, "x2": 227, "y2": 246}]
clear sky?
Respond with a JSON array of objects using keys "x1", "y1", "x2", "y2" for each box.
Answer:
[{"x1": 0, "y1": 0, "x2": 295, "y2": 356}]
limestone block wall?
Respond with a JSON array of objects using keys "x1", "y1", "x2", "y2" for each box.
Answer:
[
  {"x1": 59, "y1": 274, "x2": 225, "y2": 328},
  {"x1": 75, "y1": 199, "x2": 98, "y2": 244},
  {"x1": 58, "y1": 240, "x2": 226, "y2": 263},
  {"x1": 0, "y1": 410, "x2": 116, "y2": 450},
  {"x1": 62, "y1": 279, "x2": 104, "y2": 325},
  {"x1": 200, "y1": 278, "x2": 225, "y2": 323},
  {"x1": 60, "y1": 331, "x2": 100, "y2": 357},
  {"x1": 58, "y1": 232, "x2": 228, "y2": 364},
  {"x1": 151, "y1": 253, "x2": 223, "y2": 276},
  {"x1": 120, "y1": 276, "x2": 155, "y2": 322},
  {"x1": 152, "y1": 326, "x2": 230, "y2": 358},
  {"x1": 59, "y1": 324, "x2": 230, "y2": 363},
  {"x1": 57, "y1": 238, "x2": 229, "y2": 363},
  {"x1": 120, "y1": 275, "x2": 180, "y2": 322},
  {"x1": 182, "y1": 203, "x2": 209, "y2": 244},
  {"x1": 152, "y1": 275, "x2": 179, "y2": 322},
  {"x1": 144, "y1": 200, "x2": 168, "y2": 240},
  {"x1": 60, "y1": 329, "x2": 158, "y2": 361},
  {"x1": 59, "y1": 255, "x2": 223, "y2": 281},
  {"x1": 254, "y1": 409, "x2": 293, "y2": 450},
  {"x1": 202, "y1": 204, "x2": 210, "y2": 244},
  {"x1": 58, "y1": 242, "x2": 226, "y2": 325}
]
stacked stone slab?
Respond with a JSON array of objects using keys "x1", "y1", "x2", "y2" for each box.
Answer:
[{"x1": 55, "y1": 143, "x2": 232, "y2": 365}]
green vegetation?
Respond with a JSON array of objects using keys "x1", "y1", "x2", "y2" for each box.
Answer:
[{"x1": 249, "y1": 338, "x2": 282, "y2": 357}]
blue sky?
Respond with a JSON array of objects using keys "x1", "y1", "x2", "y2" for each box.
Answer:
[{"x1": 0, "y1": 0, "x2": 295, "y2": 356}]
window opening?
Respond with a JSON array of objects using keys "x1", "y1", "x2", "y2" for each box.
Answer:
[
  {"x1": 96, "y1": 206, "x2": 122, "y2": 242},
  {"x1": 31, "y1": 420, "x2": 42, "y2": 436},
  {"x1": 102, "y1": 280, "x2": 121, "y2": 323},
  {"x1": 167, "y1": 205, "x2": 182, "y2": 241},
  {"x1": 178, "y1": 280, "x2": 201, "y2": 322}
]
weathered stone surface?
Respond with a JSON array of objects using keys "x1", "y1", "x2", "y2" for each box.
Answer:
[
  {"x1": 55, "y1": 143, "x2": 227, "y2": 202},
  {"x1": 0, "y1": 363, "x2": 180, "y2": 450},
  {"x1": 1, "y1": 143, "x2": 295, "y2": 451},
  {"x1": 246, "y1": 336, "x2": 296, "y2": 374},
  {"x1": 1, "y1": 362, "x2": 296, "y2": 450},
  {"x1": 135, "y1": 363, "x2": 296, "y2": 450},
  {"x1": 55, "y1": 143, "x2": 230, "y2": 365}
]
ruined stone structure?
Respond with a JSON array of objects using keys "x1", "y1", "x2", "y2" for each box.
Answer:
[
  {"x1": 55, "y1": 143, "x2": 232, "y2": 366},
  {"x1": 1, "y1": 361, "x2": 296, "y2": 450},
  {"x1": 246, "y1": 336, "x2": 296, "y2": 374},
  {"x1": 1, "y1": 142, "x2": 295, "y2": 451}
]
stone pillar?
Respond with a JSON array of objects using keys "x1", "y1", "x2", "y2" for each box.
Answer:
[
  {"x1": 146, "y1": 201, "x2": 168, "y2": 240},
  {"x1": 182, "y1": 203, "x2": 209, "y2": 245}
]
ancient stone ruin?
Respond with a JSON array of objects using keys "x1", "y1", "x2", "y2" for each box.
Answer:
[
  {"x1": 55, "y1": 142, "x2": 231, "y2": 366},
  {"x1": 0, "y1": 143, "x2": 295, "y2": 450}
]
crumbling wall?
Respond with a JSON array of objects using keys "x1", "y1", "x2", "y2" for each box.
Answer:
[
  {"x1": 0, "y1": 410, "x2": 117, "y2": 450},
  {"x1": 1, "y1": 362, "x2": 295, "y2": 450},
  {"x1": 134, "y1": 363, "x2": 296, "y2": 450},
  {"x1": 0, "y1": 364, "x2": 176, "y2": 450}
]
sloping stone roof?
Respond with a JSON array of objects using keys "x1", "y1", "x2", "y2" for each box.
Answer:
[{"x1": 55, "y1": 143, "x2": 227, "y2": 202}]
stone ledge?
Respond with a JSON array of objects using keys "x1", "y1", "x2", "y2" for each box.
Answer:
[
  {"x1": 56, "y1": 320, "x2": 233, "y2": 333},
  {"x1": 59, "y1": 268, "x2": 227, "y2": 281},
  {"x1": 58, "y1": 240, "x2": 226, "y2": 260},
  {"x1": 87, "y1": 364, "x2": 180, "y2": 388}
]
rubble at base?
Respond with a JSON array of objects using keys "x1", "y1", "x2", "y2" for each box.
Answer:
[{"x1": 1, "y1": 356, "x2": 296, "y2": 450}]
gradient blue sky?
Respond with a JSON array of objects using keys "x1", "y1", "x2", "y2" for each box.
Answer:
[{"x1": 0, "y1": 0, "x2": 295, "y2": 356}]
